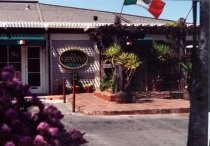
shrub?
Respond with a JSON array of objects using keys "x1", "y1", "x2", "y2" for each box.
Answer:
[
  {"x1": 0, "y1": 66, "x2": 87, "y2": 146},
  {"x1": 99, "y1": 76, "x2": 109, "y2": 91}
]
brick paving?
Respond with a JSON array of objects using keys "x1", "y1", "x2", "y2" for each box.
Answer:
[{"x1": 51, "y1": 93, "x2": 191, "y2": 115}]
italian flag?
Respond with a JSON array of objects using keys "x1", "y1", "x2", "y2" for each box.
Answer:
[{"x1": 124, "y1": 0, "x2": 165, "y2": 19}]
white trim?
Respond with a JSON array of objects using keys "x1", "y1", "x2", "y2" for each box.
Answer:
[
  {"x1": 49, "y1": 34, "x2": 53, "y2": 95},
  {"x1": 0, "y1": 21, "x2": 183, "y2": 29},
  {"x1": 22, "y1": 46, "x2": 47, "y2": 94}
]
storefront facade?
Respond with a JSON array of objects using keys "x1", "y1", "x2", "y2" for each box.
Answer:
[
  {"x1": 0, "y1": 0, "x2": 179, "y2": 95},
  {"x1": 0, "y1": 32, "x2": 48, "y2": 93},
  {"x1": 50, "y1": 33, "x2": 99, "y2": 94}
]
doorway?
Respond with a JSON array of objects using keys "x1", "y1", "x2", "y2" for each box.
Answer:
[
  {"x1": 0, "y1": 44, "x2": 47, "y2": 94},
  {"x1": 21, "y1": 46, "x2": 46, "y2": 94}
]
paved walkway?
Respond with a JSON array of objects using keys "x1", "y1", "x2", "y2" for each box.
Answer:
[
  {"x1": 43, "y1": 102, "x2": 189, "y2": 146},
  {"x1": 46, "y1": 93, "x2": 190, "y2": 115}
]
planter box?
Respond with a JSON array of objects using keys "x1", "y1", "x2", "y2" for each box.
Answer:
[
  {"x1": 94, "y1": 91, "x2": 117, "y2": 102},
  {"x1": 94, "y1": 91, "x2": 134, "y2": 103}
]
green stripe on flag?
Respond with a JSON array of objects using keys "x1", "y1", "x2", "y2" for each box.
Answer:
[{"x1": 124, "y1": 0, "x2": 137, "y2": 5}]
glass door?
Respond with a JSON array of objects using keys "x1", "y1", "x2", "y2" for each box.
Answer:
[
  {"x1": 27, "y1": 47, "x2": 41, "y2": 91},
  {"x1": 0, "y1": 45, "x2": 46, "y2": 94},
  {"x1": 24, "y1": 46, "x2": 45, "y2": 94}
]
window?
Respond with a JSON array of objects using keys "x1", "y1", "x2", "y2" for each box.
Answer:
[{"x1": 0, "y1": 45, "x2": 21, "y2": 71}]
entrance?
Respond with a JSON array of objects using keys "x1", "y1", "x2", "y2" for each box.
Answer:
[{"x1": 22, "y1": 46, "x2": 46, "y2": 94}]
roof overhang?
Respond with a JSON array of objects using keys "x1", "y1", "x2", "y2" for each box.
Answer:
[
  {"x1": 0, "y1": 33, "x2": 45, "y2": 45},
  {"x1": 0, "y1": 22, "x2": 175, "y2": 31},
  {"x1": 0, "y1": 22, "x2": 195, "y2": 33}
]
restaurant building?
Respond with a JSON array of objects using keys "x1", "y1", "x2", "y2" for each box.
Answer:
[{"x1": 0, "y1": 0, "x2": 194, "y2": 95}]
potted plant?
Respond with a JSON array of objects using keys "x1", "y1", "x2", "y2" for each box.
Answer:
[
  {"x1": 84, "y1": 83, "x2": 94, "y2": 93},
  {"x1": 71, "y1": 72, "x2": 81, "y2": 93}
]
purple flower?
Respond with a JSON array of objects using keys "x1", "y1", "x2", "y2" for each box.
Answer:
[
  {"x1": 4, "y1": 108, "x2": 17, "y2": 120},
  {"x1": 11, "y1": 119, "x2": 21, "y2": 127},
  {"x1": 4, "y1": 141, "x2": 15, "y2": 146},
  {"x1": 1, "y1": 123, "x2": 11, "y2": 134},
  {"x1": 18, "y1": 136, "x2": 32, "y2": 146},
  {"x1": 33, "y1": 134, "x2": 45, "y2": 146},
  {"x1": 31, "y1": 96, "x2": 45, "y2": 111},
  {"x1": 53, "y1": 139, "x2": 59, "y2": 146},
  {"x1": 44, "y1": 105, "x2": 64, "y2": 120},
  {"x1": 0, "y1": 66, "x2": 87, "y2": 146},
  {"x1": 22, "y1": 111, "x2": 32, "y2": 120},
  {"x1": 0, "y1": 95, "x2": 11, "y2": 105},
  {"x1": 48, "y1": 127, "x2": 59, "y2": 137},
  {"x1": 37, "y1": 122, "x2": 49, "y2": 134},
  {"x1": 1, "y1": 71, "x2": 14, "y2": 81}
]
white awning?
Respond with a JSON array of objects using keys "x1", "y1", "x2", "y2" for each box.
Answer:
[{"x1": 0, "y1": 21, "x2": 168, "y2": 29}]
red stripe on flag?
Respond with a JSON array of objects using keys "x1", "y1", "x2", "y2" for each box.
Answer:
[{"x1": 148, "y1": 0, "x2": 165, "y2": 19}]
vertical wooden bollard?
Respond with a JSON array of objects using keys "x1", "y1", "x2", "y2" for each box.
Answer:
[
  {"x1": 72, "y1": 79, "x2": 76, "y2": 112},
  {"x1": 63, "y1": 78, "x2": 66, "y2": 103}
]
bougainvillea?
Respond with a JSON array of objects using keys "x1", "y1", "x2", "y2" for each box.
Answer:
[{"x1": 0, "y1": 66, "x2": 87, "y2": 146}]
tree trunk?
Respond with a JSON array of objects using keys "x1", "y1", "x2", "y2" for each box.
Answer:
[
  {"x1": 187, "y1": 1, "x2": 208, "y2": 146},
  {"x1": 114, "y1": 65, "x2": 123, "y2": 93}
]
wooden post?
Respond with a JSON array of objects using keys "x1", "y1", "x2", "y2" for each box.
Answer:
[
  {"x1": 152, "y1": 80, "x2": 156, "y2": 92},
  {"x1": 72, "y1": 79, "x2": 76, "y2": 112},
  {"x1": 63, "y1": 78, "x2": 66, "y2": 103}
]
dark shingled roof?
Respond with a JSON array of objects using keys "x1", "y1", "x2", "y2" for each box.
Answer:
[{"x1": 0, "y1": 1, "x2": 173, "y2": 28}]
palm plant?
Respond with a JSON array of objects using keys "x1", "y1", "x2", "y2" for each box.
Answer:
[
  {"x1": 103, "y1": 44, "x2": 121, "y2": 73},
  {"x1": 180, "y1": 61, "x2": 192, "y2": 75},
  {"x1": 117, "y1": 53, "x2": 142, "y2": 90},
  {"x1": 103, "y1": 44, "x2": 141, "y2": 92},
  {"x1": 153, "y1": 42, "x2": 171, "y2": 62}
]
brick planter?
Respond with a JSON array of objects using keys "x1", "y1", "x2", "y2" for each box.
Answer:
[{"x1": 94, "y1": 91, "x2": 117, "y2": 102}]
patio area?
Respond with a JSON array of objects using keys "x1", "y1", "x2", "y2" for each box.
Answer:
[{"x1": 45, "y1": 93, "x2": 190, "y2": 115}]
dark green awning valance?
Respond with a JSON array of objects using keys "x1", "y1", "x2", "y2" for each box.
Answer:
[{"x1": 0, "y1": 33, "x2": 46, "y2": 46}]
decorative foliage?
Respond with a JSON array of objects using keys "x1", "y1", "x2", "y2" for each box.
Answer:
[
  {"x1": 164, "y1": 21, "x2": 178, "y2": 27},
  {"x1": 116, "y1": 52, "x2": 129, "y2": 66},
  {"x1": 103, "y1": 44, "x2": 121, "y2": 66},
  {"x1": 116, "y1": 52, "x2": 142, "y2": 90},
  {"x1": 123, "y1": 53, "x2": 141, "y2": 70},
  {"x1": 153, "y1": 42, "x2": 171, "y2": 62},
  {"x1": 99, "y1": 76, "x2": 115, "y2": 93},
  {"x1": 0, "y1": 66, "x2": 87, "y2": 146},
  {"x1": 103, "y1": 44, "x2": 141, "y2": 92},
  {"x1": 180, "y1": 61, "x2": 192, "y2": 77},
  {"x1": 95, "y1": 25, "x2": 199, "y2": 37},
  {"x1": 71, "y1": 72, "x2": 79, "y2": 82}
]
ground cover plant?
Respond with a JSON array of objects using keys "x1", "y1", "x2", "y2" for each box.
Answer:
[{"x1": 0, "y1": 66, "x2": 87, "y2": 146}]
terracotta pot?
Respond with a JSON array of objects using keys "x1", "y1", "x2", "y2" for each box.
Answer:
[{"x1": 85, "y1": 87, "x2": 93, "y2": 93}]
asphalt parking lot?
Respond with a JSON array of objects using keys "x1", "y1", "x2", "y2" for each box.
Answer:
[{"x1": 51, "y1": 102, "x2": 189, "y2": 146}]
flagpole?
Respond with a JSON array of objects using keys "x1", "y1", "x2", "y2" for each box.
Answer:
[
  {"x1": 116, "y1": 1, "x2": 125, "y2": 25},
  {"x1": 119, "y1": 3, "x2": 124, "y2": 17}
]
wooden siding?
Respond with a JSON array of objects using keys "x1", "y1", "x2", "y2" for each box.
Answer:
[{"x1": 51, "y1": 40, "x2": 99, "y2": 94}]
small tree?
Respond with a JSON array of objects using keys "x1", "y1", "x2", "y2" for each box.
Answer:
[
  {"x1": 103, "y1": 44, "x2": 141, "y2": 92},
  {"x1": 117, "y1": 52, "x2": 141, "y2": 91}
]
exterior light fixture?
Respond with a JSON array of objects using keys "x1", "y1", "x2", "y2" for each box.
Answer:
[
  {"x1": 126, "y1": 40, "x2": 132, "y2": 46},
  {"x1": 93, "y1": 16, "x2": 98, "y2": 21}
]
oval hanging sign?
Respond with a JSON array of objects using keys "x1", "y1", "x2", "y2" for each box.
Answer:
[{"x1": 59, "y1": 49, "x2": 88, "y2": 69}]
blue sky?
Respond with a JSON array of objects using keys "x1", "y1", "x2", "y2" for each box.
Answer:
[{"x1": 40, "y1": 0, "x2": 200, "y2": 23}]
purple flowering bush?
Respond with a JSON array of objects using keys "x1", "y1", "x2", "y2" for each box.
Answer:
[{"x1": 0, "y1": 66, "x2": 87, "y2": 146}]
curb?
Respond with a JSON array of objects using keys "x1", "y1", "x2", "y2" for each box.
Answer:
[{"x1": 76, "y1": 106, "x2": 189, "y2": 115}]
